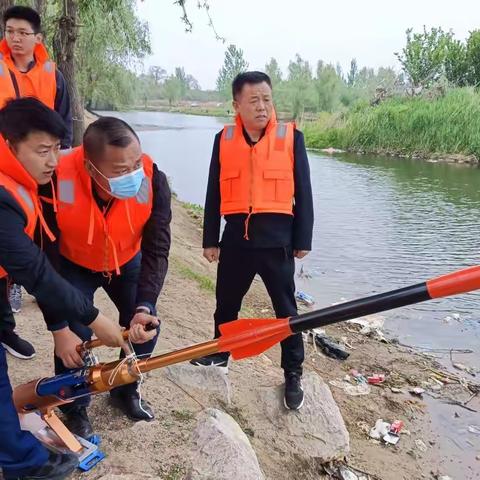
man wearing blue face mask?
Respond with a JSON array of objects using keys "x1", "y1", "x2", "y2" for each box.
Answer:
[{"x1": 38, "y1": 116, "x2": 172, "y2": 437}]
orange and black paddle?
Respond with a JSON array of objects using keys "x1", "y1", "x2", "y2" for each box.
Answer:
[
  {"x1": 14, "y1": 265, "x2": 480, "y2": 413},
  {"x1": 215, "y1": 265, "x2": 480, "y2": 360}
]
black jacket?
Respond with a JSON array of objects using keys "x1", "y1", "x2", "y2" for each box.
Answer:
[
  {"x1": 0, "y1": 186, "x2": 98, "y2": 331},
  {"x1": 203, "y1": 127, "x2": 314, "y2": 250}
]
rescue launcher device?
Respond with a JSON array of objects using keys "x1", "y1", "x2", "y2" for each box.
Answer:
[{"x1": 13, "y1": 265, "x2": 480, "y2": 469}]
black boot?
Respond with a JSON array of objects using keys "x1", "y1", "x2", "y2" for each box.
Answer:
[
  {"x1": 3, "y1": 451, "x2": 78, "y2": 480},
  {"x1": 110, "y1": 386, "x2": 155, "y2": 421},
  {"x1": 62, "y1": 406, "x2": 93, "y2": 439}
]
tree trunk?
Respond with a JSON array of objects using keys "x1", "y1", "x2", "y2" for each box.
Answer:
[
  {"x1": 33, "y1": 0, "x2": 47, "y2": 18},
  {"x1": 0, "y1": 0, "x2": 14, "y2": 37},
  {"x1": 53, "y1": 0, "x2": 84, "y2": 146}
]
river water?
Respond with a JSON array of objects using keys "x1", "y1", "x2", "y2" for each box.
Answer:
[{"x1": 100, "y1": 110, "x2": 480, "y2": 477}]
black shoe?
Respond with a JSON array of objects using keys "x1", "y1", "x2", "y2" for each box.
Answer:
[
  {"x1": 190, "y1": 353, "x2": 229, "y2": 372},
  {"x1": 0, "y1": 330, "x2": 35, "y2": 359},
  {"x1": 3, "y1": 451, "x2": 78, "y2": 480},
  {"x1": 63, "y1": 406, "x2": 94, "y2": 439},
  {"x1": 110, "y1": 388, "x2": 155, "y2": 421},
  {"x1": 284, "y1": 372, "x2": 304, "y2": 410}
]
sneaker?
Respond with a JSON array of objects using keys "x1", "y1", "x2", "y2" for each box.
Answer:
[
  {"x1": 8, "y1": 284, "x2": 22, "y2": 313},
  {"x1": 3, "y1": 451, "x2": 78, "y2": 480},
  {"x1": 0, "y1": 330, "x2": 35, "y2": 359},
  {"x1": 284, "y1": 372, "x2": 304, "y2": 410},
  {"x1": 190, "y1": 353, "x2": 229, "y2": 372}
]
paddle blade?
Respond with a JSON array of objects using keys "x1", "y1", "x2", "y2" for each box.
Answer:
[
  {"x1": 427, "y1": 265, "x2": 480, "y2": 299},
  {"x1": 218, "y1": 318, "x2": 292, "y2": 360}
]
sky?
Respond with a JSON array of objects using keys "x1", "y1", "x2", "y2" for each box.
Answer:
[{"x1": 135, "y1": 0, "x2": 477, "y2": 90}]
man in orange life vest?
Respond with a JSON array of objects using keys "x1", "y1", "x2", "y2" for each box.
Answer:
[
  {"x1": 191, "y1": 72, "x2": 314, "y2": 410},
  {"x1": 0, "y1": 6, "x2": 72, "y2": 143},
  {"x1": 0, "y1": 5, "x2": 73, "y2": 361},
  {"x1": 38, "y1": 116, "x2": 172, "y2": 437},
  {"x1": 0, "y1": 98, "x2": 156, "y2": 480}
]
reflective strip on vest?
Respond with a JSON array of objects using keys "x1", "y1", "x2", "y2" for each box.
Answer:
[
  {"x1": 58, "y1": 179, "x2": 74, "y2": 204},
  {"x1": 136, "y1": 176, "x2": 150, "y2": 204},
  {"x1": 43, "y1": 61, "x2": 54, "y2": 73},
  {"x1": 17, "y1": 186, "x2": 34, "y2": 211},
  {"x1": 276, "y1": 123, "x2": 287, "y2": 139},
  {"x1": 0, "y1": 62, "x2": 4, "y2": 76},
  {"x1": 224, "y1": 125, "x2": 235, "y2": 141},
  {"x1": 274, "y1": 123, "x2": 288, "y2": 151}
]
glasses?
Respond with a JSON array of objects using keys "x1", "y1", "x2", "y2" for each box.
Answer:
[{"x1": 4, "y1": 29, "x2": 37, "y2": 39}]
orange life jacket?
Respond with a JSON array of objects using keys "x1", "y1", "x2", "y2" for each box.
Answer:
[
  {"x1": 219, "y1": 109, "x2": 295, "y2": 239},
  {"x1": 55, "y1": 147, "x2": 154, "y2": 275},
  {"x1": 0, "y1": 40, "x2": 56, "y2": 109},
  {"x1": 0, "y1": 136, "x2": 55, "y2": 279}
]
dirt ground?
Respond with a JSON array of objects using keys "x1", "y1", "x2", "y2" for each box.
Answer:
[{"x1": 6, "y1": 200, "x2": 479, "y2": 480}]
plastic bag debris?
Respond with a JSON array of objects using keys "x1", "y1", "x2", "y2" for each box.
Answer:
[{"x1": 295, "y1": 290, "x2": 315, "y2": 306}]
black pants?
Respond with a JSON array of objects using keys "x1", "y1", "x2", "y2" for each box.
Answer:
[
  {"x1": 41, "y1": 253, "x2": 159, "y2": 409},
  {"x1": 214, "y1": 247, "x2": 304, "y2": 375},
  {"x1": 0, "y1": 278, "x2": 15, "y2": 333}
]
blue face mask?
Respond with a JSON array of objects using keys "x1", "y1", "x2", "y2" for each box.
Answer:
[
  {"x1": 91, "y1": 162, "x2": 145, "y2": 199},
  {"x1": 108, "y1": 167, "x2": 145, "y2": 199}
]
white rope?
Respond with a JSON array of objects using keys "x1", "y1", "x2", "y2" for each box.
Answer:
[{"x1": 107, "y1": 341, "x2": 153, "y2": 420}]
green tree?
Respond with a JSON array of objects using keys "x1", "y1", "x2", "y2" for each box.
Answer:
[
  {"x1": 466, "y1": 30, "x2": 480, "y2": 86},
  {"x1": 395, "y1": 26, "x2": 452, "y2": 91},
  {"x1": 287, "y1": 54, "x2": 314, "y2": 119},
  {"x1": 347, "y1": 58, "x2": 358, "y2": 86},
  {"x1": 265, "y1": 57, "x2": 282, "y2": 85},
  {"x1": 315, "y1": 62, "x2": 343, "y2": 112},
  {"x1": 149, "y1": 66, "x2": 167, "y2": 85},
  {"x1": 174, "y1": 66, "x2": 200, "y2": 95},
  {"x1": 75, "y1": 0, "x2": 151, "y2": 110},
  {"x1": 444, "y1": 37, "x2": 469, "y2": 86},
  {"x1": 216, "y1": 44, "x2": 249, "y2": 99},
  {"x1": 0, "y1": 0, "x2": 14, "y2": 36},
  {"x1": 163, "y1": 75, "x2": 182, "y2": 105}
]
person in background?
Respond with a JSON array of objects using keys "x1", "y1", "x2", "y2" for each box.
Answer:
[
  {"x1": 191, "y1": 72, "x2": 314, "y2": 410},
  {"x1": 0, "y1": 5, "x2": 74, "y2": 359}
]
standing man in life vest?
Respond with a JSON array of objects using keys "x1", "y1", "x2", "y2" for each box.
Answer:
[
  {"x1": 0, "y1": 5, "x2": 73, "y2": 360},
  {"x1": 0, "y1": 98, "x2": 157, "y2": 480},
  {"x1": 191, "y1": 71, "x2": 314, "y2": 410},
  {"x1": 39, "y1": 116, "x2": 171, "y2": 437}
]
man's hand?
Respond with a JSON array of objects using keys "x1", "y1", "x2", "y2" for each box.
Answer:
[
  {"x1": 89, "y1": 312, "x2": 125, "y2": 348},
  {"x1": 52, "y1": 327, "x2": 84, "y2": 369},
  {"x1": 203, "y1": 247, "x2": 220, "y2": 263},
  {"x1": 129, "y1": 312, "x2": 160, "y2": 344},
  {"x1": 294, "y1": 250, "x2": 310, "y2": 259}
]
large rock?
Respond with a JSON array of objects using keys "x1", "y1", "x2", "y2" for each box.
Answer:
[
  {"x1": 187, "y1": 408, "x2": 264, "y2": 480},
  {"x1": 164, "y1": 364, "x2": 231, "y2": 404},
  {"x1": 240, "y1": 371, "x2": 349, "y2": 463}
]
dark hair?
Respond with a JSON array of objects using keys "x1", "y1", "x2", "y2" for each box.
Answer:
[
  {"x1": 0, "y1": 98, "x2": 66, "y2": 144},
  {"x1": 83, "y1": 117, "x2": 139, "y2": 161},
  {"x1": 3, "y1": 6, "x2": 41, "y2": 33},
  {"x1": 232, "y1": 71, "x2": 272, "y2": 100}
]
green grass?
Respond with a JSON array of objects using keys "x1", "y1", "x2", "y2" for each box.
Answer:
[
  {"x1": 182, "y1": 202, "x2": 204, "y2": 223},
  {"x1": 172, "y1": 257, "x2": 215, "y2": 293},
  {"x1": 171, "y1": 408, "x2": 195, "y2": 422},
  {"x1": 303, "y1": 87, "x2": 480, "y2": 157}
]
